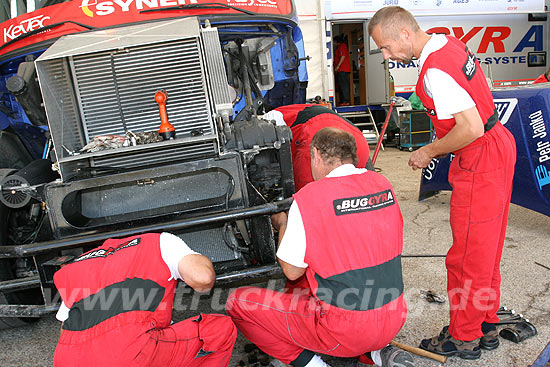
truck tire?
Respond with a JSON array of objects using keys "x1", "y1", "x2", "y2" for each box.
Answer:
[{"x1": 250, "y1": 216, "x2": 277, "y2": 265}]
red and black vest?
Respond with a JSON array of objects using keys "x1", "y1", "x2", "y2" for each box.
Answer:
[
  {"x1": 533, "y1": 73, "x2": 550, "y2": 84},
  {"x1": 294, "y1": 170, "x2": 404, "y2": 312},
  {"x1": 275, "y1": 104, "x2": 371, "y2": 191},
  {"x1": 415, "y1": 36, "x2": 498, "y2": 142},
  {"x1": 54, "y1": 233, "x2": 175, "y2": 340}
]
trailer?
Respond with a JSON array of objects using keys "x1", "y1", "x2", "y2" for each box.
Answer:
[
  {"x1": 296, "y1": 0, "x2": 549, "y2": 106},
  {"x1": 295, "y1": 1, "x2": 550, "y2": 215},
  {"x1": 0, "y1": 0, "x2": 308, "y2": 325}
]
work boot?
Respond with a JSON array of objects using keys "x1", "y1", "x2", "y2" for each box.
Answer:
[
  {"x1": 420, "y1": 326, "x2": 481, "y2": 360},
  {"x1": 479, "y1": 322, "x2": 499, "y2": 350},
  {"x1": 379, "y1": 345, "x2": 415, "y2": 367}
]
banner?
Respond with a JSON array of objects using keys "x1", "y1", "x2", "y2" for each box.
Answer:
[
  {"x1": 0, "y1": 0, "x2": 295, "y2": 56},
  {"x1": 325, "y1": 0, "x2": 546, "y2": 18}
]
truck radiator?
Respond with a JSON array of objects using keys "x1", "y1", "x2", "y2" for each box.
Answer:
[{"x1": 36, "y1": 18, "x2": 220, "y2": 181}]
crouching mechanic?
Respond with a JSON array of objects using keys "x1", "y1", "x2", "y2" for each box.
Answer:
[
  {"x1": 226, "y1": 128, "x2": 413, "y2": 367},
  {"x1": 263, "y1": 104, "x2": 374, "y2": 192},
  {"x1": 53, "y1": 232, "x2": 237, "y2": 367}
]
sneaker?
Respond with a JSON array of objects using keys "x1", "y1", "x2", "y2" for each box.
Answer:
[
  {"x1": 380, "y1": 345, "x2": 415, "y2": 367},
  {"x1": 419, "y1": 326, "x2": 481, "y2": 360},
  {"x1": 479, "y1": 322, "x2": 499, "y2": 350}
]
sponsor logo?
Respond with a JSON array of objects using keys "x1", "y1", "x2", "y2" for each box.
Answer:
[
  {"x1": 79, "y1": 0, "x2": 277, "y2": 17},
  {"x1": 424, "y1": 25, "x2": 542, "y2": 55},
  {"x1": 527, "y1": 110, "x2": 550, "y2": 190},
  {"x1": 3, "y1": 14, "x2": 51, "y2": 43},
  {"x1": 462, "y1": 47, "x2": 477, "y2": 81},
  {"x1": 494, "y1": 98, "x2": 518, "y2": 126},
  {"x1": 228, "y1": 0, "x2": 277, "y2": 5},
  {"x1": 80, "y1": 0, "x2": 200, "y2": 17},
  {"x1": 535, "y1": 165, "x2": 550, "y2": 189},
  {"x1": 73, "y1": 238, "x2": 140, "y2": 262},
  {"x1": 333, "y1": 189, "x2": 395, "y2": 215}
]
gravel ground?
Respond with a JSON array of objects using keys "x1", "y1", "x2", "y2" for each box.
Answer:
[{"x1": 0, "y1": 147, "x2": 548, "y2": 367}]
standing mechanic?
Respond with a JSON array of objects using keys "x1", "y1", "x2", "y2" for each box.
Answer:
[
  {"x1": 369, "y1": 6, "x2": 517, "y2": 360},
  {"x1": 263, "y1": 103, "x2": 373, "y2": 192},
  {"x1": 226, "y1": 128, "x2": 413, "y2": 367},
  {"x1": 53, "y1": 232, "x2": 237, "y2": 367},
  {"x1": 334, "y1": 35, "x2": 352, "y2": 106}
]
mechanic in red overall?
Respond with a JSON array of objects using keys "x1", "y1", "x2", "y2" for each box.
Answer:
[
  {"x1": 264, "y1": 103, "x2": 373, "y2": 192},
  {"x1": 53, "y1": 232, "x2": 237, "y2": 367},
  {"x1": 226, "y1": 128, "x2": 413, "y2": 367},
  {"x1": 533, "y1": 66, "x2": 550, "y2": 84},
  {"x1": 334, "y1": 35, "x2": 352, "y2": 105},
  {"x1": 370, "y1": 6, "x2": 516, "y2": 360}
]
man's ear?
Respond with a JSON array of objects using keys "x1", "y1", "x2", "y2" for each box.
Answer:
[
  {"x1": 401, "y1": 27, "x2": 410, "y2": 40},
  {"x1": 312, "y1": 147, "x2": 321, "y2": 165}
]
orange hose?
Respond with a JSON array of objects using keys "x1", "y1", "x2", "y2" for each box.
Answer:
[{"x1": 155, "y1": 90, "x2": 175, "y2": 135}]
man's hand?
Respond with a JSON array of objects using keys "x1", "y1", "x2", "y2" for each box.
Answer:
[
  {"x1": 271, "y1": 212, "x2": 288, "y2": 232},
  {"x1": 408, "y1": 144, "x2": 435, "y2": 170}
]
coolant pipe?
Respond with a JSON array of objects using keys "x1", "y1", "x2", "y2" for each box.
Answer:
[{"x1": 372, "y1": 102, "x2": 395, "y2": 165}]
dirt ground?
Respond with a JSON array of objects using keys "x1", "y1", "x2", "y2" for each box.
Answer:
[{"x1": 0, "y1": 146, "x2": 548, "y2": 367}]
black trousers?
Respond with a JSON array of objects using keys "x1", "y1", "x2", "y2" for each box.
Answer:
[{"x1": 336, "y1": 71, "x2": 350, "y2": 103}]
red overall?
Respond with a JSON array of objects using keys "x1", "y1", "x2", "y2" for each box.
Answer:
[
  {"x1": 226, "y1": 171, "x2": 406, "y2": 364},
  {"x1": 53, "y1": 233, "x2": 236, "y2": 367},
  {"x1": 335, "y1": 43, "x2": 351, "y2": 73},
  {"x1": 533, "y1": 73, "x2": 549, "y2": 84},
  {"x1": 274, "y1": 104, "x2": 371, "y2": 191},
  {"x1": 415, "y1": 36, "x2": 517, "y2": 341}
]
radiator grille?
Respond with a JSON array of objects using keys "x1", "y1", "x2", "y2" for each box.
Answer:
[
  {"x1": 72, "y1": 39, "x2": 213, "y2": 140},
  {"x1": 36, "y1": 57, "x2": 83, "y2": 157},
  {"x1": 36, "y1": 18, "x2": 222, "y2": 181},
  {"x1": 180, "y1": 227, "x2": 240, "y2": 263}
]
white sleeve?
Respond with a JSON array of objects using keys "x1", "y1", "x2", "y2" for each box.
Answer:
[
  {"x1": 262, "y1": 110, "x2": 287, "y2": 127},
  {"x1": 56, "y1": 301, "x2": 70, "y2": 322},
  {"x1": 424, "y1": 68, "x2": 476, "y2": 119},
  {"x1": 160, "y1": 232, "x2": 199, "y2": 281},
  {"x1": 276, "y1": 201, "x2": 308, "y2": 268}
]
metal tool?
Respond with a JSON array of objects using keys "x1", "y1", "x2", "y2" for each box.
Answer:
[
  {"x1": 496, "y1": 314, "x2": 528, "y2": 325},
  {"x1": 391, "y1": 340, "x2": 447, "y2": 364},
  {"x1": 497, "y1": 306, "x2": 515, "y2": 316},
  {"x1": 155, "y1": 89, "x2": 176, "y2": 140},
  {"x1": 372, "y1": 100, "x2": 395, "y2": 165}
]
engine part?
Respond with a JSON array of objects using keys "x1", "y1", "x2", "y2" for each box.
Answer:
[
  {"x1": 499, "y1": 321, "x2": 537, "y2": 343},
  {"x1": 35, "y1": 18, "x2": 221, "y2": 181},
  {"x1": 5, "y1": 55, "x2": 48, "y2": 126},
  {"x1": 0, "y1": 159, "x2": 58, "y2": 209}
]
